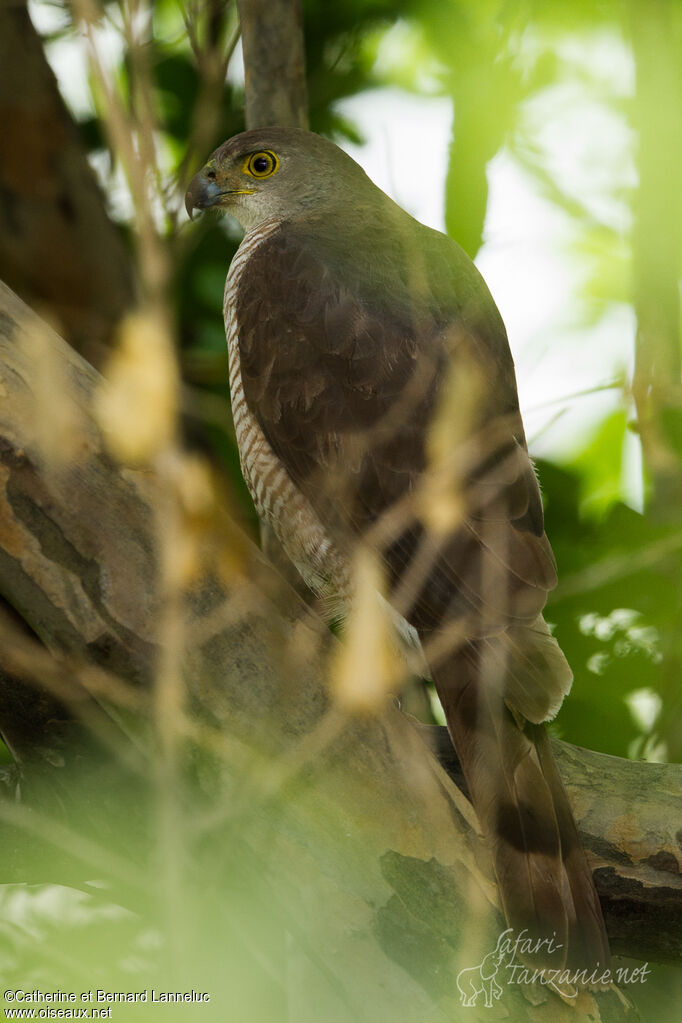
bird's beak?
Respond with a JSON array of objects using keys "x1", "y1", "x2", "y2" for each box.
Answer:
[{"x1": 185, "y1": 170, "x2": 222, "y2": 220}]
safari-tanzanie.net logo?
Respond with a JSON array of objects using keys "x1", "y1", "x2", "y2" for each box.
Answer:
[{"x1": 455, "y1": 928, "x2": 650, "y2": 1008}]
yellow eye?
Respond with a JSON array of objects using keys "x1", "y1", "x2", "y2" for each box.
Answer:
[{"x1": 243, "y1": 150, "x2": 279, "y2": 179}]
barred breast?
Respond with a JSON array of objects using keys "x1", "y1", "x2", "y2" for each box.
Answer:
[{"x1": 224, "y1": 221, "x2": 352, "y2": 616}]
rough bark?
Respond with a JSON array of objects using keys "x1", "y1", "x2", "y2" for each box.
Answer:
[
  {"x1": 0, "y1": 283, "x2": 680, "y2": 997},
  {"x1": 425, "y1": 725, "x2": 682, "y2": 965},
  {"x1": 0, "y1": 0, "x2": 135, "y2": 356},
  {"x1": 236, "y1": 0, "x2": 309, "y2": 129}
]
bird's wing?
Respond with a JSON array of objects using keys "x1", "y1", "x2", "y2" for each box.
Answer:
[
  {"x1": 234, "y1": 214, "x2": 609, "y2": 968},
  {"x1": 235, "y1": 215, "x2": 557, "y2": 635}
]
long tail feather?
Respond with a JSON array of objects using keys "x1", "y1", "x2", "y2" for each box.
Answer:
[{"x1": 431, "y1": 639, "x2": 610, "y2": 970}]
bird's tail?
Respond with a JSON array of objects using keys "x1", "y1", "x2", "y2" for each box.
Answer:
[{"x1": 430, "y1": 635, "x2": 610, "y2": 970}]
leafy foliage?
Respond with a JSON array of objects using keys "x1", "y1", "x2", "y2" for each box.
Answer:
[
  {"x1": 35, "y1": 0, "x2": 680, "y2": 764},
  {"x1": 0, "y1": 2, "x2": 679, "y2": 1017}
]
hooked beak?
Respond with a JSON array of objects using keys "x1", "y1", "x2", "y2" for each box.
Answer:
[
  {"x1": 185, "y1": 171, "x2": 223, "y2": 220},
  {"x1": 185, "y1": 169, "x2": 255, "y2": 220}
]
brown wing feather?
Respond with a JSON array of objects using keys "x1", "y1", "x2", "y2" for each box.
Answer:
[
  {"x1": 234, "y1": 208, "x2": 609, "y2": 967},
  {"x1": 236, "y1": 214, "x2": 553, "y2": 633}
]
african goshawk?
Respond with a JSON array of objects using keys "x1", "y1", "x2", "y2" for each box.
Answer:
[{"x1": 185, "y1": 127, "x2": 609, "y2": 968}]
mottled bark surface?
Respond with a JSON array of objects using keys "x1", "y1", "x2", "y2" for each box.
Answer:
[
  {"x1": 426, "y1": 725, "x2": 682, "y2": 964},
  {"x1": 0, "y1": 283, "x2": 679, "y2": 1001}
]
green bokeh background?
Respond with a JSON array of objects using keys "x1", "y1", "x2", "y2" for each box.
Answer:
[{"x1": 2, "y1": 0, "x2": 681, "y2": 1019}]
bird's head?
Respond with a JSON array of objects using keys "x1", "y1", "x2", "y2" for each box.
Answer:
[{"x1": 185, "y1": 126, "x2": 375, "y2": 231}]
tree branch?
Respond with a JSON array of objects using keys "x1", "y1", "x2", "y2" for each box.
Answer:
[
  {"x1": 236, "y1": 0, "x2": 309, "y2": 129},
  {"x1": 423, "y1": 724, "x2": 682, "y2": 964},
  {"x1": 0, "y1": 282, "x2": 680, "y2": 983}
]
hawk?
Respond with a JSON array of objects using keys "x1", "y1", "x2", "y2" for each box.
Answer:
[{"x1": 185, "y1": 127, "x2": 609, "y2": 967}]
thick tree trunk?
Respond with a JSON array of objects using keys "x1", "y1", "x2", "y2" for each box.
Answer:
[
  {"x1": 0, "y1": 0, "x2": 134, "y2": 357},
  {"x1": 0, "y1": 284, "x2": 679, "y2": 995}
]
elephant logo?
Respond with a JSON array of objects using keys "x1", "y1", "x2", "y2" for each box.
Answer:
[{"x1": 456, "y1": 931, "x2": 509, "y2": 1008}]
